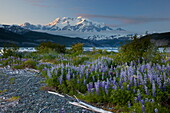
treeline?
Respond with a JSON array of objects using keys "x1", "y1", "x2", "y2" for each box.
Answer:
[{"x1": 1, "y1": 35, "x2": 166, "y2": 64}]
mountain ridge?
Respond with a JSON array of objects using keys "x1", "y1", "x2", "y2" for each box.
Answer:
[
  {"x1": 0, "y1": 26, "x2": 169, "y2": 47},
  {"x1": 20, "y1": 16, "x2": 113, "y2": 32},
  {"x1": 0, "y1": 27, "x2": 100, "y2": 47}
]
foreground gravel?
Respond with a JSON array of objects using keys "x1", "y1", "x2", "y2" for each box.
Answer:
[{"x1": 0, "y1": 67, "x2": 96, "y2": 113}]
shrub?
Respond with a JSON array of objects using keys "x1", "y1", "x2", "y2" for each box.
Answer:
[
  {"x1": 2, "y1": 43, "x2": 19, "y2": 58},
  {"x1": 115, "y1": 36, "x2": 163, "y2": 63},
  {"x1": 72, "y1": 56, "x2": 89, "y2": 65},
  {"x1": 70, "y1": 43, "x2": 84, "y2": 55},
  {"x1": 36, "y1": 42, "x2": 66, "y2": 53},
  {"x1": 23, "y1": 59, "x2": 37, "y2": 68},
  {"x1": 56, "y1": 44, "x2": 66, "y2": 53}
]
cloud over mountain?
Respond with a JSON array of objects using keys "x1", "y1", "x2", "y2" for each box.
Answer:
[{"x1": 79, "y1": 14, "x2": 170, "y2": 25}]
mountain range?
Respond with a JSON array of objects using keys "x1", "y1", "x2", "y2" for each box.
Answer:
[
  {"x1": 0, "y1": 24, "x2": 129, "y2": 47},
  {"x1": 20, "y1": 16, "x2": 113, "y2": 32},
  {"x1": 0, "y1": 16, "x2": 169, "y2": 47},
  {"x1": 19, "y1": 16, "x2": 132, "y2": 40}
]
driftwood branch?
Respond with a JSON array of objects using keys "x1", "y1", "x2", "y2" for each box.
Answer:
[
  {"x1": 38, "y1": 107, "x2": 48, "y2": 113},
  {"x1": 48, "y1": 92, "x2": 113, "y2": 113},
  {"x1": 72, "y1": 95, "x2": 112, "y2": 113},
  {"x1": 48, "y1": 91, "x2": 65, "y2": 97}
]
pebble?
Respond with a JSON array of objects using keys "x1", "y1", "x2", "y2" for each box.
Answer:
[{"x1": 0, "y1": 68, "x2": 96, "y2": 113}]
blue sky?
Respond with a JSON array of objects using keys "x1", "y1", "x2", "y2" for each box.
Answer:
[{"x1": 0, "y1": 0, "x2": 170, "y2": 33}]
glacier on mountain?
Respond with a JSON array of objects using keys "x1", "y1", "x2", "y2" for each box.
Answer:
[{"x1": 20, "y1": 16, "x2": 113, "y2": 32}]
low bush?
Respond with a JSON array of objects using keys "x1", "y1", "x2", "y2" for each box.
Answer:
[{"x1": 23, "y1": 59, "x2": 37, "y2": 69}]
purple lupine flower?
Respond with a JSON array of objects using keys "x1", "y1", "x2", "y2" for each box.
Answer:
[
  {"x1": 87, "y1": 84, "x2": 91, "y2": 92},
  {"x1": 99, "y1": 69, "x2": 102, "y2": 73},
  {"x1": 61, "y1": 68, "x2": 64, "y2": 75},
  {"x1": 72, "y1": 73, "x2": 75, "y2": 79},
  {"x1": 55, "y1": 69, "x2": 58, "y2": 75},
  {"x1": 154, "y1": 108, "x2": 158, "y2": 113},
  {"x1": 127, "y1": 84, "x2": 130, "y2": 90},
  {"x1": 86, "y1": 69, "x2": 89, "y2": 79},
  {"x1": 137, "y1": 89, "x2": 141, "y2": 101},
  {"x1": 142, "y1": 105, "x2": 145, "y2": 113},
  {"x1": 87, "y1": 82, "x2": 93, "y2": 93},
  {"x1": 94, "y1": 82, "x2": 99, "y2": 94},
  {"x1": 51, "y1": 66, "x2": 55, "y2": 73},
  {"x1": 102, "y1": 72, "x2": 104, "y2": 80},
  {"x1": 119, "y1": 79, "x2": 122, "y2": 87},
  {"x1": 77, "y1": 79, "x2": 80, "y2": 84},
  {"x1": 134, "y1": 97, "x2": 137, "y2": 103},
  {"x1": 80, "y1": 73, "x2": 83, "y2": 79},
  {"x1": 141, "y1": 99, "x2": 145, "y2": 105},
  {"x1": 47, "y1": 69, "x2": 52, "y2": 78},
  {"x1": 106, "y1": 78, "x2": 109, "y2": 85},
  {"x1": 130, "y1": 76, "x2": 133, "y2": 86},
  {"x1": 134, "y1": 78, "x2": 137, "y2": 87},
  {"x1": 83, "y1": 79, "x2": 86, "y2": 85},
  {"x1": 113, "y1": 77, "x2": 116, "y2": 85},
  {"x1": 92, "y1": 76, "x2": 95, "y2": 81},
  {"x1": 163, "y1": 81, "x2": 166, "y2": 91},
  {"x1": 130, "y1": 61, "x2": 134, "y2": 66},
  {"x1": 148, "y1": 72, "x2": 153, "y2": 83},
  {"x1": 66, "y1": 73, "x2": 70, "y2": 81},
  {"x1": 101, "y1": 81, "x2": 105, "y2": 89},
  {"x1": 140, "y1": 65, "x2": 145, "y2": 73},
  {"x1": 128, "y1": 101, "x2": 131, "y2": 108},
  {"x1": 156, "y1": 77, "x2": 161, "y2": 88},
  {"x1": 144, "y1": 85, "x2": 149, "y2": 95},
  {"x1": 113, "y1": 85, "x2": 117, "y2": 90},
  {"x1": 59, "y1": 76, "x2": 63, "y2": 84},
  {"x1": 116, "y1": 71, "x2": 120, "y2": 78},
  {"x1": 105, "y1": 84, "x2": 109, "y2": 95},
  {"x1": 133, "y1": 88, "x2": 136, "y2": 93},
  {"x1": 152, "y1": 81, "x2": 156, "y2": 97},
  {"x1": 146, "y1": 63, "x2": 151, "y2": 70},
  {"x1": 120, "y1": 85, "x2": 124, "y2": 90},
  {"x1": 21, "y1": 58, "x2": 27, "y2": 62},
  {"x1": 109, "y1": 76, "x2": 112, "y2": 81}
]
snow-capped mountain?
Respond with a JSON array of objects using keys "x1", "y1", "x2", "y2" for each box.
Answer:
[
  {"x1": 20, "y1": 16, "x2": 113, "y2": 32},
  {"x1": 0, "y1": 17, "x2": 136, "y2": 41}
]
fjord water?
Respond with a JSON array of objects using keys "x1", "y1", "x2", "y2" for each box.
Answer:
[{"x1": 0, "y1": 47, "x2": 170, "y2": 54}]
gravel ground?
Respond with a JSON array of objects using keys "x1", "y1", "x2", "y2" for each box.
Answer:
[{"x1": 0, "y1": 67, "x2": 96, "y2": 113}]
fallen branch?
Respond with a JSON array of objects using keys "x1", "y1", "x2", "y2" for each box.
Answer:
[
  {"x1": 38, "y1": 107, "x2": 48, "y2": 113},
  {"x1": 70, "y1": 95, "x2": 113, "y2": 113},
  {"x1": 66, "y1": 94, "x2": 74, "y2": 99},
  {"x1": 79, "y1": 101, "x2": 112, "y2": 113},
  {"x1": 48, "y1": 91, "x2": 65, "y2": 97},
  {"x1": 68, "y1": 101, "x2": 89, "y2": 109},
  {"x1": 49, "y1": 92, "x2": 113, "y2": 113},
  {"x1": 25, "y1": 68, "x2": 40, "y2": 73}
]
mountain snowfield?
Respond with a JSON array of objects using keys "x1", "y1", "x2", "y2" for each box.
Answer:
[
  {"x1": 19, "y1": 16, "x2": 136, "y2": 40},
  {"x1": 20, "y1": 16, "x2": 113, "y2": 32}
]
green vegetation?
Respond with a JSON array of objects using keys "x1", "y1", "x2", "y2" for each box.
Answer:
[
  {"x1": 0, "y1": 89, "x2": 7, "y2": 94},
  {"x1": 114, "y1": 36, "x2": 164, "y2": 64},
  {"x1": 2, "y1": 43, "x2": 19, "y2": 58},
  {"x1": 70, "y1": 43, "x2": 84, "y2": 55},
  {"x1": 6, "y1": 96, "x2": 20, "y2": 101},
  {"x1": 9, "y1": 77, "x2": 15, "y2": 84},
  {"x1": 36, "y1": 41, "x2": 66, "y2": 53},
  {"x1": 0, "y1": 38, "x2": 169, "y2": 112}
]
